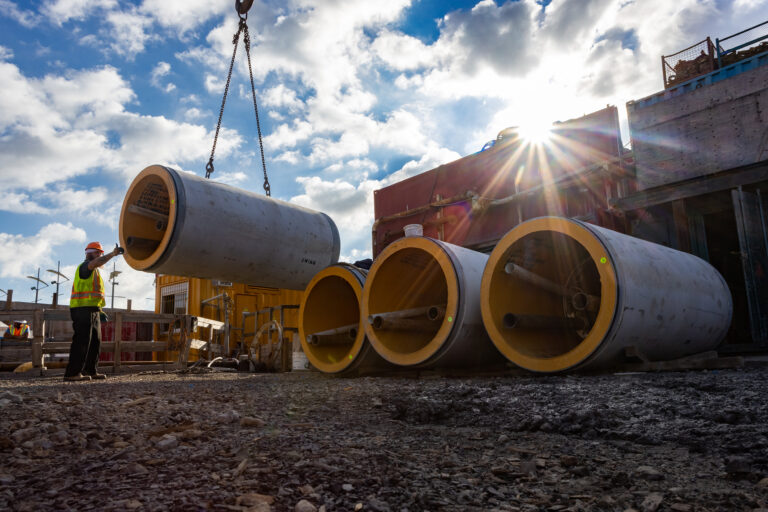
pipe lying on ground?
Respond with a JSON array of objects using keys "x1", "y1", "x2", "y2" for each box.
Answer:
[
  {"x1": 481, "y1": 216, "x2": 733, "y2": 373},
  {"x1": 368, "y1": 304, "x2": 446, "y2": 332},
  {"x1": 119, "y1": 165, "x2": 340, "y2": 290},
  {"x1": 362, "y1": 236, "x2": 503, "y2": 369},
  {"x1": 306, "y1": 324, "x2": 358, "y2": 346},
  {"x1": 299, "y1": 264, "x2": 391, "y2": 374}
]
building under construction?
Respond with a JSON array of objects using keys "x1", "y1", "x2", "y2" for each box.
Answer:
[{"x1": 122, "y1": 22, "x2": 768, "y2": 377}]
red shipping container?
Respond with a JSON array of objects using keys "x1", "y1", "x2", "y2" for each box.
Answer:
[{"x1": 372, "y1": 107, "x2": 625, "y2": 256}]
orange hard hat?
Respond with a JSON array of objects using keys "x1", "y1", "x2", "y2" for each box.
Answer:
[{"x1": 85, "y1": 241, "x2": 104, "y2": 253}]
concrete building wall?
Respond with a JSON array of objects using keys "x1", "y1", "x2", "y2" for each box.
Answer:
[{"x1": 628, "y1": 61, "x2": 768, "y2": 190}]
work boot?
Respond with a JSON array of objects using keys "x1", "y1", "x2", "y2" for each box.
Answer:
[
  {"x1": 88, "y1": 373, "x2": 107, "y2": 380},
  {"x1": 64, "y1": 373, "x2": 91, "y2": 382}
]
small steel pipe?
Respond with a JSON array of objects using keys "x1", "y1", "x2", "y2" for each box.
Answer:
[
  {"x1": 307, "y1": 332, "x2": 356, "y2": 346},
  {"x1": 306, "y1": 323, "x2": 358, "y2": 346},
  {"x1": 502, "y1": 313, "x2": 571, "y2": 330},
  {"x1": 367, "y1": 304, "x2": 446, "y2": 325},
  {"x1": 504, "y1": 262, "x2": 568, "y2": 296},
  {"x1": 370, "y1": 316, "x2": 439, "y2": 332},
  {"x1": 126, "y1": 236, "x2": 160, "y2": 251}
]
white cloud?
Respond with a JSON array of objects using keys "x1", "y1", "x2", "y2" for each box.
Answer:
[
  {"x1": 43, "y1": 0, "x2": 117, "y2": 25},
  {"x1": 184, "y1": 107, "x2": 204, "y2": 121},
  {"x1": 105, "y1": 7, "x2": 155, "y2": 58},
  {"x1": 150, "y1": 61, "x2": 171, "y2": 84},
  {"x1": 150, "y1": 61, "x2": 176, "y2": 92},
  {"x1": 139, "y1": 0, "x2": 229, "y2": 32},
  {"x1": 0, "y1": 0, "x2": 37, "y2": 27},
  {"x1": 211, "y1": 171, "x2": 248, "y2": 186},
  {"x1": 263, "y1": 84, "x2": 305, "y2": 111},
  {"x1": 0, "y1": 223, "x2": 86, "y2": 278},
  {"x1": 0, "y1": 45, "x2": 14, "y2": 61},
  {"x1": 0, "y1": 61, "x2": 243, "y2": 198},
  {"x1": 204, "y1": 73, "x2": 225, "y2": 94}
]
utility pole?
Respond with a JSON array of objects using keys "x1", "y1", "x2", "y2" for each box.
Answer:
[
  {"x1": 47, "y1": 261, "x2": 69, "y2": 307},
  {"x1": 109, "y1": 262, "x2": 122, "y2": 310},
  {"x1": 27, "y1": 268, "x2": 48, "y2": 304}
]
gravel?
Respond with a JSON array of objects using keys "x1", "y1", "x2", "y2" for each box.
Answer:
[{"x1": 1, "y1": 367, "x2": 767, "y2": 511}]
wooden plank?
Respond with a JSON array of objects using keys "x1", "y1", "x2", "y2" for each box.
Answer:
[
  {"x1": 43, "y1": 309, "x2": 70, "y2": 322},
  {"x1": 195, "y1": 317, "x2": 225, "y2": 329},
  {"x1": 113, "y1": 312, "x2": 123, "y2": 375},
  {"x1": 0, "y1": 310, "x2": 38, "y2": 319},
  {"x1": 188, "y1": 339, "x2": 224, "y2": 353},
  {"x1": 31, "y1": 310, "x2": 44, "y2": 370},
  {"x1": 41, "y1": 341, "x2": 169, "y2": 354},
  {"x1": 121, "y1": 312, "x2": 178, "y2": 323},
  {"x1": 3, "y1": 290, "x2": 11, "y2": 311},
  {"x1": 613, "y1": 160, "x2": 768, "y2": 211}
]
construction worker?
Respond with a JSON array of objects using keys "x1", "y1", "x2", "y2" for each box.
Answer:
[
  {"x1": 64, "y1": 241, "x2": 123, "y2": 382},
  {"x1": 3, "y1": 320, "x2": 31, "y2": 340}
]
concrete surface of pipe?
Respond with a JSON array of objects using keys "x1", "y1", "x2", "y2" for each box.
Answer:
[
  {"x1": 299, "y1": 264, "x2": 391, "y2": 374},
  {"x1": 362, "y1": 237, "x2": 503, "y2": 368},
  {"x1": 481, "y1": 217, "x2": 733, "y2": 373},
  {"x1": 119, "y1": 165, "x2": 340, "y2": 290}
]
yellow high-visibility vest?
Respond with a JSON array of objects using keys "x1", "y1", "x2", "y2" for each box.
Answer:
[
  {"x1": 8, "y1": 324, "x2": 28, "y2": 337},
  {"x1": 70, "y1": 263, "x2": 105, "y2": 309}
]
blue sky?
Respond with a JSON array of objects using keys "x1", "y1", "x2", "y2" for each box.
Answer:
[{"x1": 1, "y1": 0, "x2": 766, "y2": 309}]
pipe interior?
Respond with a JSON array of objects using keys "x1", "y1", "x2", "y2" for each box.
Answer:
[
  {"x1": 488, "y1": 230, "x2": 601, "y2": 359},
  {"x1": 302, "y1": 275, "x2": 361, "y2": 364},
  {"x1": 123, "y1": 174, "x2": 172, "y2": 263},
  {"x1": 367, "y1": 247, "x2": 447, "y2": 355}
]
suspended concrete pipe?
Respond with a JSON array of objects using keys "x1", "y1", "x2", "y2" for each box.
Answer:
[
  {"x1": 119, "y1": 165, "x2": 340, "y2": 290},
  {"x1": 480, "y1": 217, "x2": 733, "y2": 373},
  {"x1": 362, "y1": 237, "x2": 504, "y2": 369},
  {"x1": 298, "y1": 264, "x2": 392, "y2": 374}
]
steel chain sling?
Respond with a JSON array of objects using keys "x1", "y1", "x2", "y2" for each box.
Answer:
[{"x1": 205, "y1": 1, "x2": 271, "y2": 197}]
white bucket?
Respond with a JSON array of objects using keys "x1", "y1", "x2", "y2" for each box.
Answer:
[{"x1": 404, "y1": 224, "x2": 423, "y2": 237}]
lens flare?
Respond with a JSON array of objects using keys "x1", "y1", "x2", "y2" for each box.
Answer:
[{"x1": 517, "y1": 119, "x2": 552, "y2": 144}]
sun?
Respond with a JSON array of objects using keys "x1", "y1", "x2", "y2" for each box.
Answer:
[{"x1": 516, "y1": 118, "x2": 553, "y2": 144}]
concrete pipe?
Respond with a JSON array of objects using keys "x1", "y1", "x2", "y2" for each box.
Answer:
[
  {"x1": 362, "y1": 237, "x2": 503, "y2": 368},
  {"x1": 119, "y1": 165, "x2": 340, "y2": 290},
  {"x1": 299, "y1": 264, "x2": 391, "y2": 374},
  {"x1": 480, "y1": 217, "x2": 733, "y2": 373}
]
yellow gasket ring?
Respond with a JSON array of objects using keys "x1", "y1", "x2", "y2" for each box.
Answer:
[
  {"x1": 480, "y1": 217, "x2": 617, "y2": 372},
  {"x1": 119, "y1": 165, "x2": 178, "y2": 271},
  {"x1": 362, "y1": 237, "x2": 459, "y2": 366},
  {"x1": 298, "y1": 265, "x2": 366, "y2": 374}
]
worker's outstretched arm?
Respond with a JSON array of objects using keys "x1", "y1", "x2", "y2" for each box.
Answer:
[{"x1": 87, "y1": 245, "x2": 124, "y2": 271}]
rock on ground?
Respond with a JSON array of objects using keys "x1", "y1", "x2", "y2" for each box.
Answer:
[{"x1": 0, "y1": 367, "x2": 767, "y2": 511}]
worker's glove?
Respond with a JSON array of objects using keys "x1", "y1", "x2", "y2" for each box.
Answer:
[
  {"x1": 113, "y1": 244, "x2": 125, "y2": 256},
  {"x1": 99, "y1": 312, "x2": 109, "y2": 323}
]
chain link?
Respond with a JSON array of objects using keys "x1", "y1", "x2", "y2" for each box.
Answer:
[
  {"x1": 205, "y1": 13, "x2": 271, "y2": 197},
  {"x1": 243, "y1": 25, "x2": 270, "y2": 196}
]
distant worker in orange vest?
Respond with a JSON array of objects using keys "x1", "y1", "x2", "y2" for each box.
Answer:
[
  {"x1": 65, "y1": 241, "x2": 124, "y2": 382},
  {"x1": 3, "y1": 320, "x2": 31, "y2": 340}
]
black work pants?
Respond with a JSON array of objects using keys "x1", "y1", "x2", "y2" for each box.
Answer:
[{"x1": 65, "y1": 308, "x2": 101, "y2": 377}]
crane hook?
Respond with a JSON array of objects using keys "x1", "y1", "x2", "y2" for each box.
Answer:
[{"x1": 235, "y1": 0, "x2": 254, "y2": 18}]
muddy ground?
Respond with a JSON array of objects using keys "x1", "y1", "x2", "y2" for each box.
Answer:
[{"x1": 1, "y1": 367, "x2": 767, "y2": 512}]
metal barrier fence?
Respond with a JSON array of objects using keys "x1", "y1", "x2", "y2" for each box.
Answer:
[
  {"x1": 662, "y1": 37, "x2": 715, "y2": 88},
  {"x1": 0, "y1": 309, "x2": 225, "y2": 374}
]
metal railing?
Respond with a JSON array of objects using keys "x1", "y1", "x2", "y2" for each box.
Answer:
[{"x1": 716, "y1": 20, "x2": 768, "y2": 68}]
